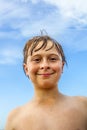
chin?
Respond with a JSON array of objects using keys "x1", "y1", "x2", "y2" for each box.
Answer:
[{"x1": 38, "y1": 82, "x2": 57, "y2": 89}]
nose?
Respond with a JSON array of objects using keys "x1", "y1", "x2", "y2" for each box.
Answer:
[{"x1": 40, "y1": 59, "x2": 50, "y2": 70}]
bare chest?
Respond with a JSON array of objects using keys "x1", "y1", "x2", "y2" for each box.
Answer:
[{"x1": 15, "y1": 107, "x2": 87, "y2": 130}]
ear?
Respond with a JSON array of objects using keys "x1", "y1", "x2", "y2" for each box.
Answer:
[
  {"x1": 62, "y1": 62, "x2": 65, "y2": 73},
  {"x1": 23, "y1": 63, "x2": 29, "y2": 76}
]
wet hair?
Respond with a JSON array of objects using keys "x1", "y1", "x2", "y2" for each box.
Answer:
[{"x1": 23, "y1": 35, "x2": 67, "y2": 65}]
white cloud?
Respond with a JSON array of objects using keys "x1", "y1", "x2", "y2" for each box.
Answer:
[
  {"x1": 0, "y1": 47, "x2": 22, "y2": 65},
  {"x1": 0, "y1": 0, "x2": 87, "y2": 53},
  {"x1": 0, "y1": 0, "x2": 31, "y2": 28},
  {"x1": 20, "y1": 11, "x2": 68, "y2": 36},
  {"x1": 0, "y1": 31, "x2": 21, "y2": 39},
  {"x1": 32, "y1": 0, "x2": 87, "y2": 27},
  {"x1": 1, "y1": 0, "x2": 87, "y2": 30},
  {"x1": 0, "y1": 0, "x2": 87, "y2": 37}
]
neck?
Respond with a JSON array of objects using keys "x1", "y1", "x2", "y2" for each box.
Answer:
[{"x1": 33, "y1": 85, "x2": 62, "y2": 105}]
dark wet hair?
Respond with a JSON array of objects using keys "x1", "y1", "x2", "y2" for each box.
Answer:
[{"x1": 23, "y1": 35, "x2": 67, "y2": 65}]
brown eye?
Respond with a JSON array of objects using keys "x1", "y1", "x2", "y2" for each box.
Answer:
[
  {"x1": 49, "y1": 57, "x2": 57, "y2": 62},
  {"x1": 33, "y1": 58, "x2": 41, "y2": 63}
]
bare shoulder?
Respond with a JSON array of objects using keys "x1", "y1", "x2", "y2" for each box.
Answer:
[
  {"x1": 5, "y1": 101, "x2": 34, "y2": 130},
  {"x1": 74, "y1": 96, "x2": 87, "y2": 104},
  {"x1": 5, "y1": 106, "x2": 22, "y2": 130},
  {"x1": 73, "y1": 96, "x2": 87, "y2": 111}
]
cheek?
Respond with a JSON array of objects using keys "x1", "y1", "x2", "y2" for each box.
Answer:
[
  {"x1": 28, "y1": 64, "x2": 38, "y2": 75},
  {"x1": 52, "y1": 63, "x2": 62, "y2": 73}
]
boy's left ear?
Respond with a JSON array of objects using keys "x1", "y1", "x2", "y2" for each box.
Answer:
[{"x1": 62, "y1": 62, "x2": 65, "y2": 73}]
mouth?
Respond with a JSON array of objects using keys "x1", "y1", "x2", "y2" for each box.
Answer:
[{"x1": 37, "y1": 72, "x2": 55, "y2": 76}]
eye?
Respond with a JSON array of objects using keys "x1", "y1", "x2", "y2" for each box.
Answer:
[
  {"x1": 33, "y1": 58, "x2": 41, "y2": 63},
  {"x1": 49, "y1": 57, "x2": 57, "y2": 62}
]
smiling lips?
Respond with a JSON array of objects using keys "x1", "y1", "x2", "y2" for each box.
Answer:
[{"x1": 37, "y1": 72, "x2": 55, "y2": 77}]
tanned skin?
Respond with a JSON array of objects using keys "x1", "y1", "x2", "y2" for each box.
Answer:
[{"x1": 5, "y1": 37, "x2": 87, "y2": 130}]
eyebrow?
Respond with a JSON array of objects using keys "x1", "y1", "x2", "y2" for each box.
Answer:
[
  {"x1": 31, "y1": 53, "x2": 60, "y2": 56},
  {"x1": 30, "y1": 53, "x2": 62, "y2": 60}
]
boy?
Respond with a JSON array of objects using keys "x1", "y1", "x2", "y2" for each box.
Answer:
[{"x1": 5, "y1": 35, "x2": 87, "y2": 130}]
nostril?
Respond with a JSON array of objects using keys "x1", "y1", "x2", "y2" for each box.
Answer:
[
  {"x1": 40, "y1": 61, "x2": 50, "y2": 69},
  {"x1": 40, "y1": 66, "x2": 50, "y2": 70},
  {"x1": 41, "y1": 66, "x2": 44, "y2": 69},
  {"x1": 47, "y1": 66, "x2": 50, "y2": 69}
]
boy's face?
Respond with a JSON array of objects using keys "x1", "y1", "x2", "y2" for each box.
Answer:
[{"x1": 24, "y1": 41, "x2": 64, "y2": 89}]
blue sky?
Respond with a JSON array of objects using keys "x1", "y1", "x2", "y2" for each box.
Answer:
[{"x1": 0, "y1": 0, "x2": 87, "y2": 129}]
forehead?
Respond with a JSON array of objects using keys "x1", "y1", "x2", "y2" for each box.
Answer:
[
  {"x1": 35, "y1": 40, "x2": 53, "y2": 50},
  {"x1": 28, "y1": 40, "x2": 60, "y2": 56}
]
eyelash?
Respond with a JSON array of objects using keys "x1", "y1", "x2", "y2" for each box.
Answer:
[
  {"x1": 33, "y1": 58, "x2": 41, "y2": 63},
  {"x1": 32, "y1": 57, "x2": 58, "y2": 63},
  {"x1": 49, "y1": 58, "x2": 57, "y2": 61}
]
